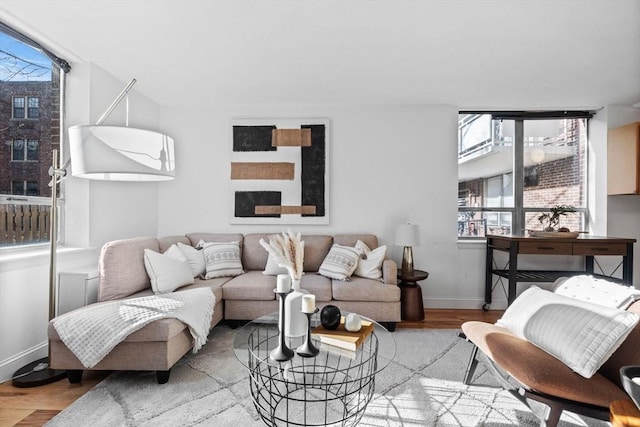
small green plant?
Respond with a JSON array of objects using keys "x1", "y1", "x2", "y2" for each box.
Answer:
[{"x1": 537, "y1": 205, "x2": 576, "y2": 231}]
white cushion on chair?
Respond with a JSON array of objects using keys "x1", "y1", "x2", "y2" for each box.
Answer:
[{"x1": 497, "y1": 286, "x2": 639, "y2": 378}]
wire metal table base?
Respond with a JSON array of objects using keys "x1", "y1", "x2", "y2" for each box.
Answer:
[{"x1": 247, "y1": 323, "x2": 379, "y2": 427}]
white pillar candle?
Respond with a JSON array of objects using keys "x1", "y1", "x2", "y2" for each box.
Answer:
[
  {"x1": 276, "y1": 274, "x2": 291, "y2": 293},
  {"x1": 301, "y1": 294, "x2": 316, "y2": 313}
]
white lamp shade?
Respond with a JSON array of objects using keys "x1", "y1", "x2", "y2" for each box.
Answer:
[
  {"x1": 69, "y1": 125, "x2": 175, "y2": 181},
  {"x1": 395, "y1": 223, "x2": 421, "y2": 247}
]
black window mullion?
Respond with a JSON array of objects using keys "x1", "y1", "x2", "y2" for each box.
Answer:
[{"x1": 513, "y1": 120, "x2": 524, "y2": 234}]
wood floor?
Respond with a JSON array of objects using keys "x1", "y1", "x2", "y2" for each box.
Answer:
[{"x1": 0, "y1": 308, "x2": 502, "y2": 427}]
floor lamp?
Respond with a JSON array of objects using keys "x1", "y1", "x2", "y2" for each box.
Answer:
[{"x1": 12, "y1": 79, "x2": 175, "y2": 387}]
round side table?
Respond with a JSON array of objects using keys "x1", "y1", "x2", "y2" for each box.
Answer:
[{"x1": 397, "y1": 269, "x2": 429, "y2": 321}]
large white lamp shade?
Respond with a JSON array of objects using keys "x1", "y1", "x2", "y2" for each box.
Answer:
[{"x1": 69, "y1": 125, "x2": 175, "y2": 181}]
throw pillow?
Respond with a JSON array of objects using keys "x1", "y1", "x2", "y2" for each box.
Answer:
[
  {"x1": 143, "y1": 248, "x2": 194, "y2": 294},
  {"x1": 497, "y1": 286, "x2": 639, "y2": 378},
  {"x1": 202, "y1": 241, "x2": 244, "y2": 279},
  {"x1": 318, "y1": 244, "x2": 360, "y2": 281},
  {"x1": 263, "y1": 252, "x2": 288, "y2": 276},
  {"x1": 353, "y1": 240, "x2": 386, "y2": 281},
  {"x1": 164, "y1": 244, "x2": 188, "y2": 263},
  {"x1": 177, "y1": 242, "x2": 206, "y2": 277},
  {"x1": 553, "y1": 275, "x2": 640, "y2": 309}
]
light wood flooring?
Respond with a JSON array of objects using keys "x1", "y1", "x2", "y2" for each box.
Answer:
[{"x1": 0, "y1": 308, "x2": 502, "y2": 427}]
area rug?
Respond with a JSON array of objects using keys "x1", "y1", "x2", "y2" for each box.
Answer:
[{"x1": 45, "y1": 326, "x2": 609, "y2": 427}]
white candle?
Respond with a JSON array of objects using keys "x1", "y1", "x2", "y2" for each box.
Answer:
[
  {"x1": 276, "y1": 274, "x2": 291, "y2": 293},
  {"x1": 301, "y1": 294, "x2": 316, "y2": 313}
]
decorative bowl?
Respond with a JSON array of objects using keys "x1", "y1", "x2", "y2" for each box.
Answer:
[
  {"x1": 320, "y1": 305, "x2": 341, "y2": 330},
  {"x1": 620, "y1": 366, "x2": 640, "y2": 409}
]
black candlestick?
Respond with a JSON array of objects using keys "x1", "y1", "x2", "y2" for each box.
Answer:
[
  {"x1": 270, "y1": 289, "x2": 294, "y2": 362},
  {"x1": 297, "y1": 308, "x2": 320, "y2": 357}
]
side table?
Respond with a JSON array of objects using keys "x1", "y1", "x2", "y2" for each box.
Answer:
[
  {"x1": 397, "y1": 269, "x2": 429, "y2": 321},
  {"x1": 611, "y1": 399, "x2": 640, "y2": 427}
]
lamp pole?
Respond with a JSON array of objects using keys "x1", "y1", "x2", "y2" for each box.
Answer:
[{"x1": 12, "y1": 149, "x2": 67, "y2": 387}]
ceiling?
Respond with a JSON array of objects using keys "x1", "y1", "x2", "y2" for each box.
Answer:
[{"x1": 1, "y1": 0, "x2": 639, "y2": 109}]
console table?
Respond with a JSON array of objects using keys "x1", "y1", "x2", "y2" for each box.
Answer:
[{"x1": 485, "y1": 234, "x2": 636, "y2": 309}]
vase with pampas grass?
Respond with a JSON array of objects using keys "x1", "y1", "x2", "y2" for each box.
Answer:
[{"x1": 260, "y1": 230, "x2": 308, "y2": 337}]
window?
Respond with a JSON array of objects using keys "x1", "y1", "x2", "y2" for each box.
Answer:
[
  {"x1": 11, "y1": 96, "x2": 40, "y2": 119},
  {"x1": 1, "y1": 24, "x2": 70, "y2": 247},
  {"x1": 12, "y1": 96, "x2": 25, "y2": 118},
  {"x1": 11, "y1": 139, "x2": 39, "y2": 161},
  {"x1": 458, "y1": 112, "x2": 591, "y2": 239},
  {"x1": 11, "y1": 180, "x2": 39, "y2": 196},
  {"x1": 27, "y1": 97, "x2": 40, "y2": 118}
]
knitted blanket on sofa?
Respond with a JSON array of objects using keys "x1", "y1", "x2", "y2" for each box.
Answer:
[{"x1": 53, "y1": 288, "x2": 215, "y2": 368}]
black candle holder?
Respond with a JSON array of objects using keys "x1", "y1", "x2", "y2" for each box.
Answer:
[
  {"x1": 297, "y1": 308, "x2": 320, "y2": 357},
  {"x1": 270, "y1": 289, "x2": 294, "y2": 362}
]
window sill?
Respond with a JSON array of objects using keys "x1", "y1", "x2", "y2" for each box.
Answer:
[
  {"x1": 0, "y1": 245, "x2": 97, "y2": 269},
  {"x1": 457, "y1": 239, "x2": 486, "y2": 249}
]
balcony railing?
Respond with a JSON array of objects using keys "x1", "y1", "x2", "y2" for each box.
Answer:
[{"x1": 0, "y1": 196, "x2": 51, "y2": 247}]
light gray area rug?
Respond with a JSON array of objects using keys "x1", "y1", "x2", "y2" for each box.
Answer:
[{"x1": 46, "y1": 326, "x2": 609, "y2": 427}]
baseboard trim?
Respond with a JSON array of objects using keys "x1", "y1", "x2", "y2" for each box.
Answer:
[
  {"x1": 0, "y1": 341, "x2": 48, "y2": 383},
  {"x1": 424, "y1": 298, "x2": 508, "y2": 310}
]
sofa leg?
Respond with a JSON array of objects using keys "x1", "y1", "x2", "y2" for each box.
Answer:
[
  {"x1": 67, "y1": 370, "x2": 83, "y2": 384},
  {"x1": 227, "y1": 320, "x2": 243, "y2": 329},
  {"x1": 463, "y1": 345, "x2": 479, "y2": 385},
  {"x1": 385, "y1": 322, "x2": 396, "y2": 332},
  {"x1": 156, "y1": 370, "x2": 171, "y2": 384}
]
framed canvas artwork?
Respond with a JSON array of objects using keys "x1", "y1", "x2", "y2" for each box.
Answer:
[{"x1": 229, "y1": 118, "x2": 329, "y2": 224}]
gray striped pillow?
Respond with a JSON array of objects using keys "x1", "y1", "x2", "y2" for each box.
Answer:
[
  {"x1": 318, "y1": 244, "x2": 360, "y2": 281},
  {"x1": 202, "y1": 241, "x2": 244, "y2": 279}
]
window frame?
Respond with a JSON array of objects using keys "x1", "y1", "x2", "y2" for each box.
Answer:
[
  {"x1": 458, "y1": 111, "x2": 592, "y2": 239},
  {"x1": 1, "y1": 22, "x2": 70, "y2": 250},
  {"x1": 12, "y1": 96, "x2": 26, "y2": 119},
  {"x1": 11, "y1": 96, "x2": 40, "y2": 119}
]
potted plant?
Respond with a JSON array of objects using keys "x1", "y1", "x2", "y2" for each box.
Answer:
[{"x1": 537, "y1": 204, "x2": 576, "y2": 231}]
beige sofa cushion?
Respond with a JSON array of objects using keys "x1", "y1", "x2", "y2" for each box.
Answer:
[
  {"x1": 299, "y1": 273, "x2": 332, "y2": 302},
  {"x1": 99, "y1": 236, "x2": 159, "y2": 302},
  {"x1": 186, "y1": 232, "x2": 244, "y2": 248},
  {"x1": 181, "y1": 277, "x2": 228, "y2": 302},
  {"x1": 333, "y1": 234, "x2": 379, "y2": 249},
  {"x1": 301, "y1": 235, "x2": 333, "y2": 271},
  {"x1": 158, "y1": 235, "x2": 190, "y2": 253},
  {"x1": 242, "y1": 233, "x2": 270, "y2": 271},
  {"x1": 222, "y1": 271, "x2": 276, "y2": 301},
  {"x1": 332, "y1": 277, "x2": 400, "y2": 302}
]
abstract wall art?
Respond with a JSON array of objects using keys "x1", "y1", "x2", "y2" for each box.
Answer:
[{"x1": 229, "y1": 118, "x2": 329, "y2": 224}]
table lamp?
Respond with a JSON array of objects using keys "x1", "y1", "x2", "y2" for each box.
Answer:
[{"x1": 395, "y1": 222, "x2": 420, "y2": 275}]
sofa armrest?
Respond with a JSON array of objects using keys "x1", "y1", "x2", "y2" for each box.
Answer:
[{"x1": 382, "y1": 259, "x2": 398, "y2": 285}]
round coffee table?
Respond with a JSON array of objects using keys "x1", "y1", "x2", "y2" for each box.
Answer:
[{"x1": 234, "y1": 311, "x2": 396, "y2": 427}]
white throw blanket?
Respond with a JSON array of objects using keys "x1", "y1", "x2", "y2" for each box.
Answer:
[{"x1": 53, "y1": 288, "x2": 215, "y2": 368}]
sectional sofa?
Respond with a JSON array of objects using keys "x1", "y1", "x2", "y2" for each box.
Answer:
[{"x1": 48, "y1": 232, "x2": 400, "y2": 383}]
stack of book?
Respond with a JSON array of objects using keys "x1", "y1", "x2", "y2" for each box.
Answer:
[{"x1": 311, "y1": 316, "x2": 374, "y2": 351}]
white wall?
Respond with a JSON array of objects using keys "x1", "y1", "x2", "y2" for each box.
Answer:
[
  {"x1": 157, "y1": 104, "x2": 626, "y2": 309},
  {"x1": 157, "y1": 105, "x2": 467, "y2": 301},
  {"x1": 65, "y1": 63, "x2": 164, "y2": 249},
  {"x1": 0, "y1": 248, "x2": 98, "y2": 381}
]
